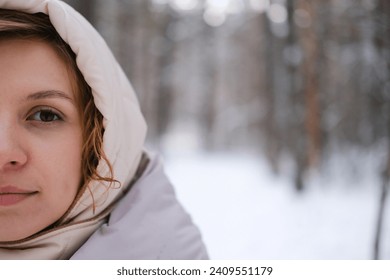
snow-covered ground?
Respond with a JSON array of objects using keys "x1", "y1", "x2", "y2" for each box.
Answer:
[{"x1": 164, "y1": 151, "x2": 390, "y2": 259}]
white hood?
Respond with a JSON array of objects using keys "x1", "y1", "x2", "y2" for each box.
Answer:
[{"x1": 0, "y1": 0, "x2": 147, "y2": 219}]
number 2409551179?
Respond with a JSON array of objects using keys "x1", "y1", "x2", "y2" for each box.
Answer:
[{"x1": 209, "y1": 266, "x2": 273, "y2": 276}]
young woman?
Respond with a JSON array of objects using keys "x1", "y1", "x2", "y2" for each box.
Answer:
[{"x1": 0, "y1": 0, "x2": 208, "y2": 259}]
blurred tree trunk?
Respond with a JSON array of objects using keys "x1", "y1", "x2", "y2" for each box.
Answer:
[
  {"x1": 262, "y1": 11, "x2": 279, "y2": 173},
  {"x1": 201, "y1": 24, "x2": 219, "y2": 150},
  {"x1": 286, "y1": 0, "x2": 306, "y2": 191},
  {"x1": 122, "y1": 1, "x2": 158, "y2": 140},
  {"x1": 64, "y1": 0, "x2": 96, "y2": 25},
  {"x1": 78, "y1": 0, "x2": 96, "y2": 24},
  {"x1": 296, "y1": 0, "x2": 322, "y2": 169},
  {"x1": 373, "y1": 0, "x2": 390, "y2": 260},
  {"x1": 155, "y1": 9, "x2": 177, "y2": 141},
  {"x1": 375, "y1": 145, "x2": 390, "y2": 259}
]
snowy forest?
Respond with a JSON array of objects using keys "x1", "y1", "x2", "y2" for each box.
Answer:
[{"x1": 63, "y1": 0, "x2": 390, "y2": 259}]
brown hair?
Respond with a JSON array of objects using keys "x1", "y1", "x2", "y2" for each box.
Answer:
[{"x1": 0, "y1": 9, "x2": 115, "y2": 193}]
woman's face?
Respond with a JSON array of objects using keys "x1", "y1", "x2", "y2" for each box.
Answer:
[{"x1": 0, "y1": 39, "x2": 83, "y2": 241}]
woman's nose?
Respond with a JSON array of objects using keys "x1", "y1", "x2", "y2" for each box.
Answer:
[{"x1": 0, "y1": 124, "x2": 28, "y2": 171}]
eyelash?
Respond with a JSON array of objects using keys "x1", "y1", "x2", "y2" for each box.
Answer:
[{"x1": 27, "y1": 107, "x2": 64, "y2": 123}]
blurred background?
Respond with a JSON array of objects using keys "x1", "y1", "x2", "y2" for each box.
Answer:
[{"x1": 63, "y1": 0, "x2": 390, "y2": 259}]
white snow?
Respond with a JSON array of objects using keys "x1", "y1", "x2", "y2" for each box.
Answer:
[{"x1": 164, "y1": 151, "x2": 390, "y2": 259}]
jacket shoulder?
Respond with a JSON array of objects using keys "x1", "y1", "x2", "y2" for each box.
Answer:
[{"x1": 71, "y1": 152, "x2": 208, "y2": 260}]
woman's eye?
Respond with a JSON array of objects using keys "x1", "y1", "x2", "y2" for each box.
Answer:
[{"x1": 28, "y1": 110, "x2": 62, "y2": 122}]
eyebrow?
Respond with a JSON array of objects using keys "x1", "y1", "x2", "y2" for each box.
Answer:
[{"x1": 26, "y1": 90, "x2": 75, "y2": 104}]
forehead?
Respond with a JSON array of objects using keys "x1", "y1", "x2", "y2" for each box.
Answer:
[{"x1": 0, "y1": 38, "x2": 78, "y2": 102}]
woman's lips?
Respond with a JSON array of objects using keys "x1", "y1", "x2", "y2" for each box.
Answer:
[{"x1": 0, "y1": 186, "x2": 38, "y2": 206}]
